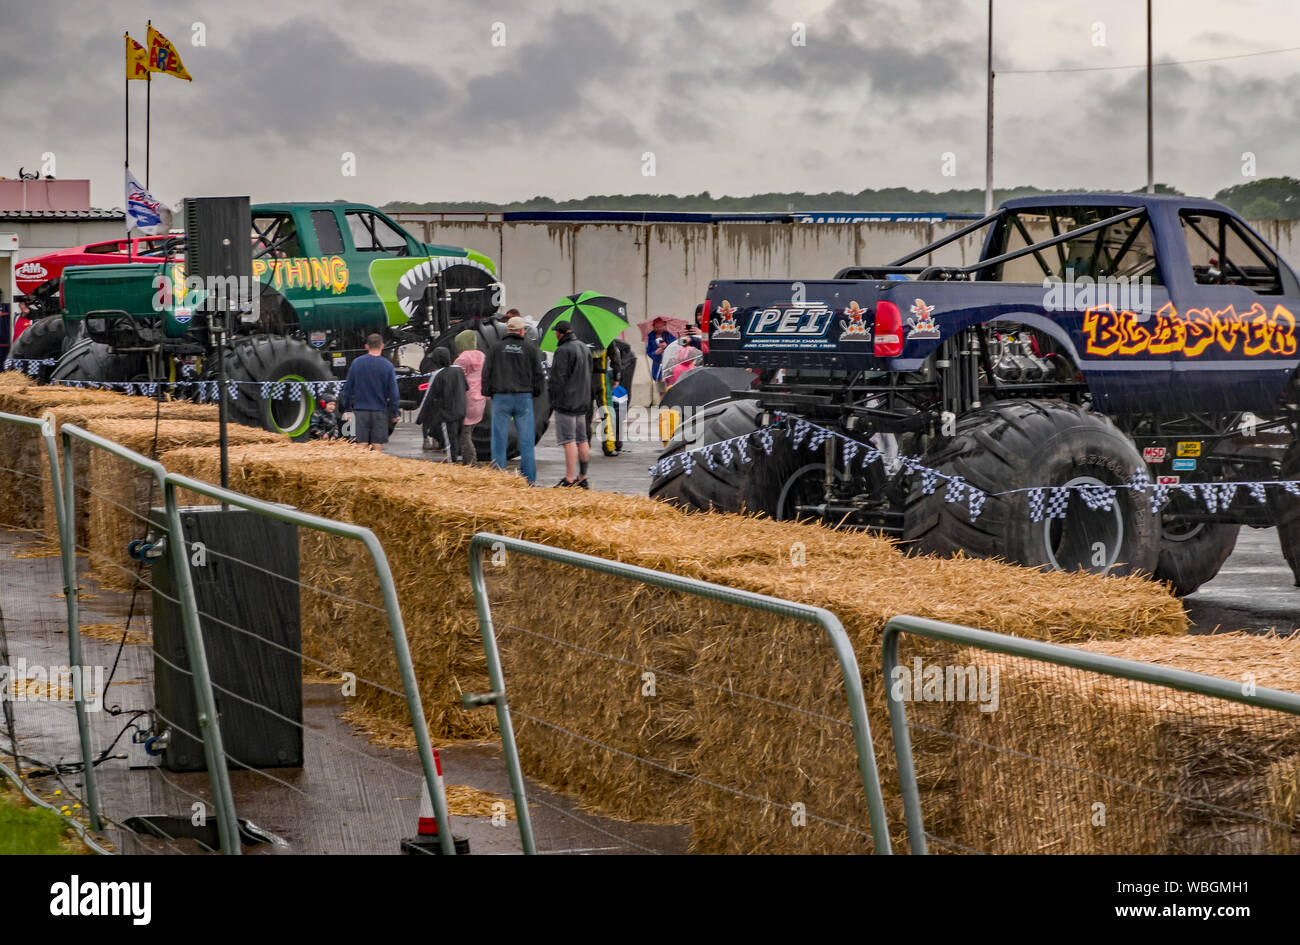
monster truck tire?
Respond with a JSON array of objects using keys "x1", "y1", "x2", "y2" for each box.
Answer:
[
  {"x1": 903, "y1": 399, "x2": 1160, "y2": 576},
  {"x1": 1153, "y1": 510, "x2": 1240, "y2": 596},
  {"x1": 472, "y1": 390, "x2": 550, "y2": 462},
  {"x1": 9, "y1": 316, "x2": 67, "y2": 368},
  {"x1": 216, "y1": 335, "x2": 332, "y2": 441},
  {"x1": 1270, "y1": 441, "x2": 1300, "y2": 586},
  {"x1": 49, "y1": 340, "x2": 148, "y2": 387},
  {"x1": 649, "y1": 399, "x2": 792, "y2": 514}
]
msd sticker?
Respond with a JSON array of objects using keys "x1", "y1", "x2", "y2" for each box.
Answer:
[{"x1": 1142, "y1": 446, "x2": 1167, "y2": 463}]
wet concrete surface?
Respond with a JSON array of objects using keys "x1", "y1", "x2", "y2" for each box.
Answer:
[
  {"x1": 0, "y1": 530, "x2": 686, "y2": 854},
  {"x1": 1182, "y1": 526, "x2": 1300, "y2": 635},
  {"x1": 4, "y1": 417, "x2": 1298, "y2": 855}
]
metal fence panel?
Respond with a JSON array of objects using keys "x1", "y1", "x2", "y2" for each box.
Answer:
[
  {"x1": 467, "y1": 531, "x2": 891, "y2": 855},
  {"x1": 883, "y1": 615, "x2": 1300, "y2": 854}
]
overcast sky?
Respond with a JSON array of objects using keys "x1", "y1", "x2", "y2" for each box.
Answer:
[{"x1": 2, "y1": 0, "x2": 1298, "y2": 208}]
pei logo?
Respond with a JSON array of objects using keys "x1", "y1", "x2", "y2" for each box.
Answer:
[{"x1": 747, "y1": 303, "x2": 834, "y2": 336}]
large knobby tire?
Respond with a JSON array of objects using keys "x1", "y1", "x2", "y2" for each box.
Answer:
[
  {"x1": 904, "y1": 400, "x2": 1160, "y2": 576},
  {"x1": 49, "y1": 339, "x2": 148, "y2": 386},
  {"x1": 1153, "y1": 492, "x2": 1240, "y2": 595},
  {"x1": 649, "y1": 399, "x2": 792, "y2": 514},
  {"x1": 9, "y1": 316, "x2": 67, "y2": 365},
  {"x1": 472, "y1": 390, "x2": 550, "y2": 462},
  {"x1": 216, "y1": 335, "x2": 332, "y2": 440},
  {"x1": 1270, "y1": 441, "x2": 1300, "y2": 587}
]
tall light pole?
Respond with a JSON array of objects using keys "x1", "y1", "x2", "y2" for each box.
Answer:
[
  {"x1": 1146, "y1": 0, "x2": 1154, "y2": 193},
  {"x1": 985, "y1": 0, "x2": 995, "y2": 213}
]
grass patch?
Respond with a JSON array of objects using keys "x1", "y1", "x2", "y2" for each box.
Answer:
[{"x1": 0, "y1": 784, "x2": 86, "y2": 854}]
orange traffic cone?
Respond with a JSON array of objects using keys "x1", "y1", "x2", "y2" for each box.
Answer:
[{"x1": 400, "y1": 751, "x2": 469, "y2": 855}]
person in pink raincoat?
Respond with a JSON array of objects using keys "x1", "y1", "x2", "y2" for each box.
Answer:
[
  {"x1": 668, "y1": 343, "x2": 700, "y2": 387},
  {"x1": 453, "y1": 329, "x2": 487, "y2": 465}
]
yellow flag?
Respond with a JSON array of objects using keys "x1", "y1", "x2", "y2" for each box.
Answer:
[
  {"x1": 125, "y1": 33, "x2": 150, "y2": 81},
  {"x1": 146, "y1": 25, "x2": 192, "y2": 82}
]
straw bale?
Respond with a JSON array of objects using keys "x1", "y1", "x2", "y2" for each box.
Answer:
[
  {"x1": 36, "y1": 401, "x2": 219, "y2": 549},
  {"x1": 83, "y1": 419, "x2": 282, "y2": 589},
  {"x1": 927, "y1": 632, "x2": 1300, "y2": 854},
  {"x1": 154, "y1": 443, "x2": 1188, "y2": 846},
  {"x1": 0, "y1": 380, "x2": 216, "y2": 539}
]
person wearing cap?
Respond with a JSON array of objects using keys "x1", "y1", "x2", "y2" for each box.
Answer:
[
  {"x1": 547, "y1": 320, "x2": 593, "y2": 488},
  {"x1": 645, "y1": 316, "x2": 676, "y2": 406},
  {"x1": 481, "y1": 314, "x2": 546, "y2": 484}
]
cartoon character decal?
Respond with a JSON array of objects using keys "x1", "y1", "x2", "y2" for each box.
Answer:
[
  {"x1": 840, "y1": 300, "x2": 872, "y2": 341},
  {"x1": 713, "y1": 299, "x2": 741, "y2": 338},
  {"x1": 906, "y1": 298, "x2": 940, "y2": 340}
]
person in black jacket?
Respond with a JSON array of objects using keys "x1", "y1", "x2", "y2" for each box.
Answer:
[
  {"x1": 481, "y1": 314, "x2": 545, "y2": 484},
  {"x1": 308, "y1": 396, "x2": 343, "y2": 440},
  {"x1": 416, "y1": 347, "x2": 469, "y2": 463},
  {"x1": 547, "y1": 320, "x2": 593, "y2": 487}
]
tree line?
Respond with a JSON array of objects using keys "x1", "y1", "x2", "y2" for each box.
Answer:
[{"x1": 382, "y1": 177, "x2": 1300, "y2": 219}]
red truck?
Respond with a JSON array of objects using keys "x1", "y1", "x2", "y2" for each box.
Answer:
[{"x1": 9, "y1": 235, "x2": 179, "y2": 362}]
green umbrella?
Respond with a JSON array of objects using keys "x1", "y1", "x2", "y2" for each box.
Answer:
[{"x1": 537, "y1": 292, "x2": 629, "y2": 352}]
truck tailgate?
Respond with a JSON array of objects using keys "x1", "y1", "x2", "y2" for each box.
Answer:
[{"x1": 706, "y1": 279, "x2": 886, "y2": 370}]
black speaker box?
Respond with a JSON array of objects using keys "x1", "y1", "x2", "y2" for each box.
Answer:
[
  {"x1": 183, "y1": 195, "x2": 252, "y2": 283},
  {"x1": 149, "y1": 506, "x2": 303, "y2": 772}
]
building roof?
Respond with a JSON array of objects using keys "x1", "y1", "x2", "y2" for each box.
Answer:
[{"x1": 0, "y1": 207, "x2": 125, "y2": 221}]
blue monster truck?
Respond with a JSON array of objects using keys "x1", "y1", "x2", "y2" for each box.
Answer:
[{"x1": 650, "y1": 194, "x2": 1300, "y2": 593}]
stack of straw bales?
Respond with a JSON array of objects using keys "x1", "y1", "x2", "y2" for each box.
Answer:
[
  {"x1": 930, "y1": 632, "x2": 1300, "y2": 854},
  {"x1": 0, "y1": 375, "x2": 121, "y2": 533},
  {"x1": 78, "y1": 418, "x2": 282, "y2": 589},
  {"x1": 158, "y1": 440, "x2": 1191, "y2": 851}
]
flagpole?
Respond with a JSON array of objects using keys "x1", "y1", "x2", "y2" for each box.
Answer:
[
  {"x1": 124, "y1": 34, "x2": 130, "y2": 241},
  {"x1": 145, "y1": 19, "x2": 152, "y2": 189}
]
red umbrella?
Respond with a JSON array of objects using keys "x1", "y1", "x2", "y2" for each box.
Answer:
[{"x1": 635, "y1": 315, "x2": 690, "y2": 340}]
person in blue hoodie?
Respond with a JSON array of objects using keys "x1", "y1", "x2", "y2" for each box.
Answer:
[
  {"x1": 340, "y1": 333, "x2": 401, "y2": 451},
  {"x1": 644, "y1": 317, "x2": 676, "y2": 406}
]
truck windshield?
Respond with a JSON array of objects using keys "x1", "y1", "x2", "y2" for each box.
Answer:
[
  {"x1": 346, "y1": 211, "x2": 408, "y2": 254},
  {"x1": 988, "y1": 206, "x2": 1161, "y2": 286}
]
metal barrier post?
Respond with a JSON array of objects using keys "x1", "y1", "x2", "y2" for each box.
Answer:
[
  {"x1": 60, "y1": 424, "x2": 242, "y2": 855},
  {"x1": 467, "y1": 531, "x2": 893, "y2": 855},
  {"x1": 163, "y1": 472, "x2": 456, "y2": 856},
  {"x1": 881, "y1": 614, "x2": 1300, "y2": 855},
  {"x1": 468, "y1": 541, "x2": 537, "y2": 854},
  {"x1": 0, "y1": 411, "x2": 103, "y2": 831}
]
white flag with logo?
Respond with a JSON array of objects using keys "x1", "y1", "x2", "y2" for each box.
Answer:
[{"x1": 125, "y1": 168, "x2": 171, "y2": 235}]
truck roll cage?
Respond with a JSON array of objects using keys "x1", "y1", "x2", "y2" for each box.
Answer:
[{"x1": 833, "y1": 206, "x2": 1147, "y2": 284}]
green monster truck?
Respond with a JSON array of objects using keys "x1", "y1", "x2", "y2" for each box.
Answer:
[{"x1": 44, "y1": 203, "x2": 547, "y2": 449}]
